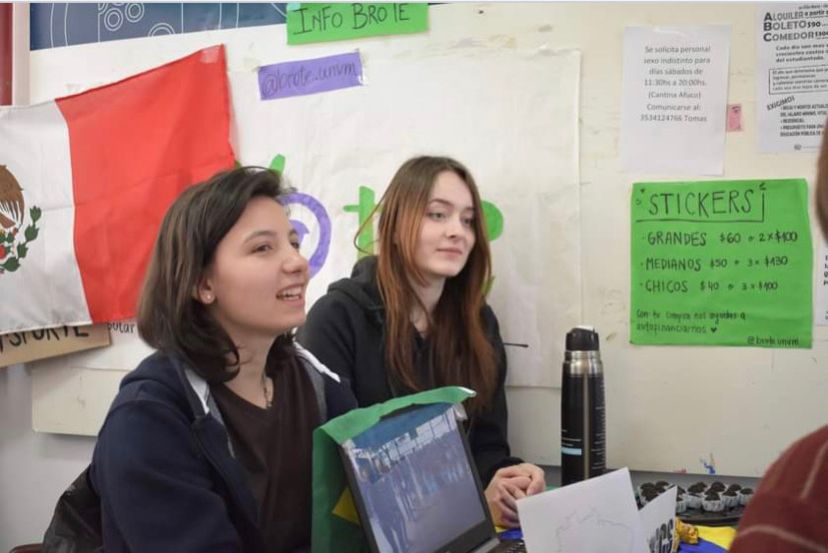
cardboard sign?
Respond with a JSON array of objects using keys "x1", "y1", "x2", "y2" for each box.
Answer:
[{"x1": 0, "y1": 324, "x2": 111, "y2": 367}]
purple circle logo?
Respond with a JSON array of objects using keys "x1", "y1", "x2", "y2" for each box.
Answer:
[{"x1": 282, "y1": 192, "x2": 331, "y2": 278}]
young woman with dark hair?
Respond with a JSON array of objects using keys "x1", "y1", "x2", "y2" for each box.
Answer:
[
  {"x1": 298, "y1": 155, "x2": 545, "y2": 528},
  {"x1": 90, "y1": 166, "x2": 355, "y2": 553}
]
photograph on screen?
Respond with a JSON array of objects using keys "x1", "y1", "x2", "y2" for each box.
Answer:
[{"x1": 342, "y1": 403, "x2": 486, "y2": 553}]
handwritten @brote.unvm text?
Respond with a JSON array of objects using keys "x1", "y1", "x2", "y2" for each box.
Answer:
[{"x1": 258, "y1": 52, "x2": 362, "y2": 100}]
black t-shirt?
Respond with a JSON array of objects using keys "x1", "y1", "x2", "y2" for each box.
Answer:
[{"x1": 211, "y1": 359, "x2": 320, "y2": 553}]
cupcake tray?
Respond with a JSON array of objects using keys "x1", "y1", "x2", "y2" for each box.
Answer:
[
  {"x1": 671, "y1": 505, "x2": 744, "y2": 527},
  {"x1": 636, "y1": 481, "x2": 752, "y2": 527}
]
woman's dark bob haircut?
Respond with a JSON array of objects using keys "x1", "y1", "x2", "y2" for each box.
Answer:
[{"x1": 137, "y1": 166, "x2": 294, "y2": 382}]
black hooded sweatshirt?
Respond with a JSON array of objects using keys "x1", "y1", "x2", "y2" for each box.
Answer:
[{"x1": 297, "y1": 255, "x2": 522, "y2": 484}]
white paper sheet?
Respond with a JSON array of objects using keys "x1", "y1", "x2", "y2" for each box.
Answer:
[
  {"x1": 756, "y1": 3, "x2": 828, "y2": 153},
  {"x1": 517, "y1": 468, "x2": 647, "y2": 553},
  {"x1": 621, "y1": 25, "x2": 731, "y2": 175},
  {"x1": 639, "y1": 486, "x2": 677, "y2": 553}
]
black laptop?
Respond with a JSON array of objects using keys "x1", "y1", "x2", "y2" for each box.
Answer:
[{"x1": 338, "y1": 402, "x2": 526, "y2": 553}]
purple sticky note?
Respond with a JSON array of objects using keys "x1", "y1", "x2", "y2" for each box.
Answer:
[{"x1": 258, "y1": 51, "x2": 363, "y2": 100}]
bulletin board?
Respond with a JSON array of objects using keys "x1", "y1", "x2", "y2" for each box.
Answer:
[{"x1": 25, "y1": 2, "x2": 828, "y2": 477}]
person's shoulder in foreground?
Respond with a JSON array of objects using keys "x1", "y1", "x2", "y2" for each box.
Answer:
[{"x1": 729, "y1": 424, "x2": 828, "y2": 553}]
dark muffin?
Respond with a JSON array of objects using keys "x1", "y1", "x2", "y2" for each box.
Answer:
[
  {"x1": 688, "y1": 482, "x2": 707, "y2": 494},
  {"x1": 722, "y1": 489, "x2": 738, "y2": 508},
  {"x1": 640, "y1": 488, "x2": 660, "y2": 506},
  {"x1": 702, "y1": 491, "x2": 723, "y2": 512},
  {"x1": 637, "y1": 483, "x2": 655, "y2": 502},
  {"x1": 685, "y1": 492, "x2": 702, "y2": 509}
]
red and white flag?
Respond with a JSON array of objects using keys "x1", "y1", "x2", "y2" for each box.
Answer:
[{"x1": 0, "y1": 45, "x2": 235, "y2": 333}]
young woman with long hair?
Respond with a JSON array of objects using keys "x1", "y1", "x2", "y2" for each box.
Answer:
[{"x1": 299, "y1": 155, "x2": 544, "y2": 528}]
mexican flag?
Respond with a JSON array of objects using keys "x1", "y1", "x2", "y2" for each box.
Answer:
[{"x1": 0, "y1": 45, "x2": 234, "y2": 334}]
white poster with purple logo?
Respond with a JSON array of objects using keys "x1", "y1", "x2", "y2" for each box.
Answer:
[
  {"x1": 229, "y1": 46, "x2": 581, "y2": 389},
  {"x1": 26, "y1": 7, "x2": 581, "y2": 434}
]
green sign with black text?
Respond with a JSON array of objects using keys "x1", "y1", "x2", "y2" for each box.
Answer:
[
  {"x1": 630, "y1": 179, "x2": 812, "y2": 348},
  {"x1": 286, "y1": 3, "x2": 428, "y2": 45}
]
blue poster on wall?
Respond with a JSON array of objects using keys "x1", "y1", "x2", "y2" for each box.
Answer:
[{"x1": 30, "y1": 3, "x2": 287, "y2": 50}]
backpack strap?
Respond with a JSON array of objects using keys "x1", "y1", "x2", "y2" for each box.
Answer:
[
  {"x1": 294, "y1": 343, "x2": 341, "y2": 422},
  {"x1": 172, "y1": 355, "x2": 235, "y2": 457}
]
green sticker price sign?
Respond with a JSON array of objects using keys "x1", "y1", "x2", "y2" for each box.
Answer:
[{"x1": 631, "y1": 179, "x2": 812, "y2": 348}]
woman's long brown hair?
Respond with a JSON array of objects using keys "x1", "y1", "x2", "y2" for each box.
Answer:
[{"x1": 362, "y1": 156, "x2": 496, "y2": 414}]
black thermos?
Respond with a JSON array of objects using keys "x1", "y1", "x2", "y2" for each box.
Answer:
[{"x1": 561, "y1": 326, "x2": 606, "y2": 486}]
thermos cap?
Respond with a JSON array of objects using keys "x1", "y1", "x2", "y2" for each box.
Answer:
[{"x1": 566, "y1": 325, "x2": 600, "y2": 351}]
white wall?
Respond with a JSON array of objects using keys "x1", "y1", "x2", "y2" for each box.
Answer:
[
  {"x1": 0, "y1": 364, "x2": 94, "y2": 552},
  {"x1": 496, "y1": 1, "x2": 828, "y2": 478}
]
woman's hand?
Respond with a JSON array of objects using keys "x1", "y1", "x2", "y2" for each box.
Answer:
[{"x1": 484, "y1": 463, "x2": 547, "y2": 528}]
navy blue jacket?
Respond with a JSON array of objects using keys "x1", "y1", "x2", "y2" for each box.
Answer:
[{"x1": 89, "y1": 346, "x2": 355, "y2": 553}]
